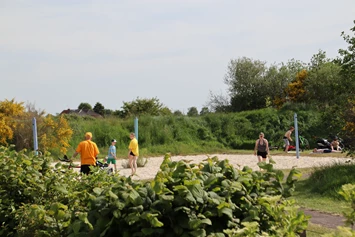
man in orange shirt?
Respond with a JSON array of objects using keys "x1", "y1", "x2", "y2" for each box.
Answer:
[{"x1": 72, "y1": 132, "x2": 100, "y2": 175}]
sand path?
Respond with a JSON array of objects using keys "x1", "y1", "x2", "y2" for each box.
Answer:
[{"x1": 110, "y1": 153, "x2": 349, "y2": 180}]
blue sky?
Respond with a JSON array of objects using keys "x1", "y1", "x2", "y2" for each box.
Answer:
[{"x1": 1, "y1": 0, "x2": 355, "y2": 114}]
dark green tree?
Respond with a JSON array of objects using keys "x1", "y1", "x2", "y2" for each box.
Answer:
[
  {"x1": 93, "y1": 102, "x2": 105, "y2": 116},
  {"x1": 305, "y1": 50, "x2": 342, "y2": 107},
  {"x1": 187, "y1": 107, "x2": 198, "y2": 117},
  {"x1": 173, "y1": 110, "x2": 183, "y2": 116},
  {"x1": 121, "y1": 97, "x2": 171, "y2": 118},
  {"x1": 336, "y1": 20, "x2": 355, "y2": 154},
  {"x1": 199, "y1": 107, "x2": 210, "y2": 115},
  {"x1": 335, "y1": 20, "x2": 355, "y2": 104},
  {"x1": 224, "y1": 57, "x2": 268, "y2": 111},
  {"x1": 78, "y1": 102, "x2": 92, "y2": 110}
]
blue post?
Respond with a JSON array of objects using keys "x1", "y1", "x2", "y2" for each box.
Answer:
[
  {"x1": 32, "y1": 117, "x2": 38, "y2": 155},
  {"x1": 294, "y1": 113, "x2": 299, "y2": 159},
  {"x1": 134, "y1": 117, "x2": 138, "y2": 141}
]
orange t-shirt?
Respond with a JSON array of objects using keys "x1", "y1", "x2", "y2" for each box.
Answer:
[{"x1": 75, "y1": 140, "x2": 100, "y2": 165}]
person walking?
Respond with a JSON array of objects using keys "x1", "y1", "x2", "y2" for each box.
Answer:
[
  {"x1": 254, "y1": 132, "x2": 269, "y2": 163},
  {"x1": 128, "y1": 132, "x2": 139, "y2": 176},
  {"x1": 106, "y1": 139, "x2": 117, "y2": 172},
  {"x1": 283, "y1": 126, "x2": 295, "y2": 152},
  {"x1": 72, "y1": 132, "x2": 100, "y2": 175}
]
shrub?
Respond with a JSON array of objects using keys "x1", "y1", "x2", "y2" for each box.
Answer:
[{"x1": 0, "y1": 147, "x2": 309, "y2": 236}]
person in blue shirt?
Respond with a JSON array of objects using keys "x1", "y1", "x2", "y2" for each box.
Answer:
[{"x1": 106, "y1": 139, "x2": 117, "y2": 172}]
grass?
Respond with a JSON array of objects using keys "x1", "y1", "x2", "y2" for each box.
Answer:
[
  {"x1": 292, "y1": 180, "x2": 350, "y2": 214},
  {"x1": 306, "y1": 223, "x2": 333, "y2": 236},
  {"x1": 286, "y1": 165, "x2": 352, "y2": 215}
]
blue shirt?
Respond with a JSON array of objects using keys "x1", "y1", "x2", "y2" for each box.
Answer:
[{"x1": 108, "y1": 145, "x2": 116, "y2": 158}]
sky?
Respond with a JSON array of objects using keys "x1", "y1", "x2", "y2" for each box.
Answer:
[{"x1": 1, "y1": 0, "x2": 355, "y2": 115}]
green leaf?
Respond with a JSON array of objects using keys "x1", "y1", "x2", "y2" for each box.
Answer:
[
  {"x1": 189, "y1": 229, "x2": 206, "y2": 237},
  {"x1": 71, "y1": 220, "x2": 81, "y2": 234},
  {"x1": 54, "y1": 185, "x2": 68, "y2": 194},
  {"x1": 108, "y1": 190, "x2": 118, "y2": 199},
  {"x1": 93, "y1": 187, "x2": 103, "y2": 195}
]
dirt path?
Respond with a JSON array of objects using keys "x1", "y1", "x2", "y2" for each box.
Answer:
[{"x1": 302, "y1": 208, "x2": 345, "y2": 229}]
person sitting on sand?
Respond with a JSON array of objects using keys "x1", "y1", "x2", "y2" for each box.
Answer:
[{"x1": 330, "y1": 138, "x2": 342, "y2": 151}]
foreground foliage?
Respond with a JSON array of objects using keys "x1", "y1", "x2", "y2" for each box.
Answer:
[{"x1": 0, "y1": 146, "x2": 308, "y2": 236}]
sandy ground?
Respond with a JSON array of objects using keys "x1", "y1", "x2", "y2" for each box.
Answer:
[
  {"x1": 104, "y1": 153, "x2": 350, "y2": 180},
  {"x1": 57, "y1": 153, "x2": 349, "y2": 180}
]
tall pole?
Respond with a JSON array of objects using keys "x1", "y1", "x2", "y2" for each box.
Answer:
[
  {"x1": 134, "y1": 117, "x2": 138, "y2": 141},
  {"x1": 32, "y1": 117, "x2": 38, "y2": 155},
  {"x1": 294, "y1": 113, "x2": 299, "y2": 159}
]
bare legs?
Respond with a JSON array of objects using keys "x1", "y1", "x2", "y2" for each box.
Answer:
[
  {"x1": 129, "y1": 155, "x2": 137, "y2": 176},
  {"x1": 257, "y1": 156, "x2": 268, "y2": 163}
]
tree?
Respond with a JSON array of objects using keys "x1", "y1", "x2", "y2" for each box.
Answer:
[
  {"x1": 93, "y1": 102, "x2": 105, "y2": 116},
  {"x1": 121, "y1": 97, "x2": 171, "y2": 118},
  {"x1": 173, "y1": 110, "x2": 183, "y2": 116},
  {"x1": 0, "y1": 99, "x2": 25, "y2": 145},
  {"x1": 224, "y1": 57, "x2": 268, "y2": 111},
  {"x1": 160, "y1": 107, "x2": 172, "y2": 116},
  {"x1": 285, "y1": 69, "x2": 308, "y2": 103},
  {"x1": 1, "y1": 100, "x2": 73, "y2": 154},
  {"x1": 187, "y1": 107, "x2": 198, "y2": 117},
  {"x1": 206, "y1": 91, "x2": 231, "y2": 113},
  {"x1": 39, "y1": 115, "x2": 73, "y2": 154},
  {"x1": 337, "y1": 20, "x2": 355, "y2": 154},
  {"x1": 104, "y1": 109, "x2": 113, "y2": 115},
  {"x1": 263, "y1": 61, "x2": 305, "y2": 108},
  {"x1": 78, "y1": 102, "x2": 92, "y2": 110},
  {"x1": 335, "y1": 20, "x2": 355, "y2": 104},
  {"x1": 305, "y1": 50, "x2": 342, "y2": 107},
  {"x1": 200, "y1": 107, "x2": 210, "y2": 115}
]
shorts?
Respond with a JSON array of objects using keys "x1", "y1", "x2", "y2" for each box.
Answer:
[
  {"x1": 81, "y1": 165, "x2": 94, "y2": 175},
  {"x1": 257, "y1": 151, "x2": 268, "y2": 158},
  {"x1": 129, "y1": 151, "x2": 136, "y2": 156},
  {"x1": 107, "y1": 158, "x2": 116, "y2": 164},
  {"x1": 283, "y1": 138, "x2": 290, "y2": 146}
]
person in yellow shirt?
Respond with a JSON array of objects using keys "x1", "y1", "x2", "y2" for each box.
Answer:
[
  {"x1": 128, "y1": 132, "x2": 139, "y2": 176},
  {"x1": 72, "y1": 132, "x2": 100, "y2": 175}
]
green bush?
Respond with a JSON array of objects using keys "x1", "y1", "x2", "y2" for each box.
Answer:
[{"x1": 0, "y1": 146, "x2": 309, "y2": 236}]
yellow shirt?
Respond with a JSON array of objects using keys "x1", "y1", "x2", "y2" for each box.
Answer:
[
  {"x1": 129, "y1": 138, "x2": 139, "y2": 156},
  {"x1": 76, "y1": 140, "x2": 100, "y2": 165}
]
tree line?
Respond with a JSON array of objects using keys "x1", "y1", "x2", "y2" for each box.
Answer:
[{"x1": 77, "y1": 98, "x2": 208, "y2": 118}]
